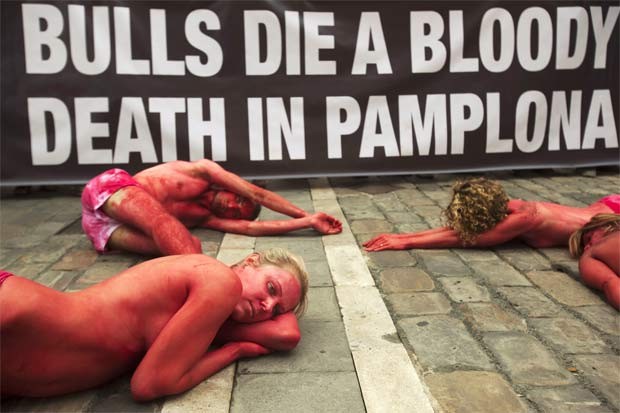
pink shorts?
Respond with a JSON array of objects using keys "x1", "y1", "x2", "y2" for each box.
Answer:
[
  {"x1": 0, "y1": 271, "x2": 14, "y2": 286},
  {"x1": 81, "y1": 169, "x2": 139, "y2": 252},
  {"x1": 597, "y1": 195, "x2": 620, "y2": 214}
]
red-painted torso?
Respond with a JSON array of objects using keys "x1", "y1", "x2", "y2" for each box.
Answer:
[
  {"x1": 509, "y1": 199, "x2": 614, "y2": 248},
  {"x1": 133, "y1": 161, "x2": 214, "y2": 227},
  {"x1": 0, "y1": 256, "x2": 228, "y2": 397}
]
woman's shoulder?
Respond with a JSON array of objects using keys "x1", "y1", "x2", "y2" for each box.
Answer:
[{"x1": 507, "y1": 199, "x2": 539, "y2": 216}]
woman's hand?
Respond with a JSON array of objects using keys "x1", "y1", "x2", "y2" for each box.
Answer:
[{"x1": 363, "y1": 234, "x2": 406, "y2": 251}]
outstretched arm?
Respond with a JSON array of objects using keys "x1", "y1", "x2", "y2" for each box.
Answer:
[
  {"x1": 193, "y1": 159, "x2": 308, "y2": 218},
  {"x1": 363, "y1": 227, "x2": 461, "y2": 251},
  {"x1": 364, "y1": 212, "x2": 533, "y2": 251},
  {"x1": 202, "y1": 212, "x2": 342, "y2": 236},
  {"x1": 214, "y1": 312, "x2": 301, "y2": 351}
]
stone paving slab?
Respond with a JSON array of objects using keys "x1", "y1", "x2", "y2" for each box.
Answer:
[
  {"x1": 2, "y1": 169, "x2": 620, "y2": 412},
  {"x1": 230, "y1": 372, "x2": 365, "y2": 413},
  {"x1": 426, "y1": 371, "x2": 527, "y2": 413},
  {"x1": 527, "y1": 385, "x2": 614, "y2": 413},
  {"x1": 483, "y1": 332, "x2": 577, "y2": 386},
  {"x1": 573, "y1": 354, "x2": 620, "y2": 409},
  {"x1": 238, "y1": 320, "x2": 355, "y2": 374},
  {"x1": 398, "y1": 315, "x2": 494, "y2": 370}
]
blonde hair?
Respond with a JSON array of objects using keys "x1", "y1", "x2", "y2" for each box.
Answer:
[
  {"x1": 441, "y1": 177, "x2": 510, "y2": 245},
  {"x1": 569, "y1": 214, "x2": 620, "y2": 257},
  {"x1": 237, "y1": 248, "x2": 309, "y2": 317}
]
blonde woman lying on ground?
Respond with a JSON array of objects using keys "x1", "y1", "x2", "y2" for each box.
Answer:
[{"x1": 1, "y1": 249, "x2": 307, "y2": 400}]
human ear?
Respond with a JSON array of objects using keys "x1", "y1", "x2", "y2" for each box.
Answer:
[{"x1": 244, "y1": 253, "x2": 261, "y2": 267}]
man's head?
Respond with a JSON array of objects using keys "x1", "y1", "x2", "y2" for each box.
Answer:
[
  {"x1": 209, "y1": 190, "x2": 261, "y2": 220},
  {"x1": 442, "y1": 177, "x2": 509, "y2": 244},
  {"x1": 230, "y1": 248, "x2": 309, "y2": 323},
  {"x1": 569, "y1": 213, "x2": 620, "y2": 257}
]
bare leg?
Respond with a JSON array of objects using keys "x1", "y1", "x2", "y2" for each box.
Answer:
[
  {"x1": 103, "y1": 186, "x2": 201, "y2": 255},
  {"x1": 108, "y1": 226, "x2": 160, "y2": 256}
]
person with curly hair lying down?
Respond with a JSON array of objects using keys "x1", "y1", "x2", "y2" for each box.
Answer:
[
  {"x1": 569, "y1": 214, "x2": 620, "y2": 310},
  {"x1": 1, "y1": 248, "x2": 307, "y2": 401},
  {"x1": 364, "y1": 177, "x2": 620, "y2": 251}
]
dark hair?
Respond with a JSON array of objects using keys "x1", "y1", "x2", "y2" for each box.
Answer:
[
  {"x1": 441, "y1": 177, "x2": 509, "y2": 245},
  {"x1": 248, "y1": 203, "x2": 262, "y2": 220}
]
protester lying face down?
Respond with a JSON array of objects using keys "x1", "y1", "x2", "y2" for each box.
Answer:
[
  {"x1": 0, "y1": 248, "x2": 308, "y2": 401},
  {"x1": 363, "y1": 177, "x2": 619, "y2": 251}
]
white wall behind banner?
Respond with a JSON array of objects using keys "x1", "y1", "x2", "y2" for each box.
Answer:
[{"x1": 1, "y1": 1, "x2": 618, "y2": 185}]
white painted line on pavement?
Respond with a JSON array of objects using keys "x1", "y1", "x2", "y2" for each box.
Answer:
[{"x1": 310, "y1": 178, "x2": 436, "y2": 413}]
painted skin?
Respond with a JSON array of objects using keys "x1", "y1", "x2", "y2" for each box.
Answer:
[
  {"x1": 1, "y1": 254, "x2": 302, "y2": 401},
  {"x1": 364, "y1": 199, "x2": 616, "y2": 251},
  {"x1": 100, "y1": 160, "x2": 342, "y2": 256},
  {"x1": 578, "y1": 229, "x2": 620, "y2": 310}
]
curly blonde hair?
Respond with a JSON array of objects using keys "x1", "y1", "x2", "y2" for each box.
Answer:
[
  {"x1": 236, "y1": 248, "x2": 309, "y2": 317},
  {"x1": 441, "y1": 177, "x2": 510, "y2": 245},
  {"x1": 569, "y1": 214, "x2": 620, "y2": 258}
]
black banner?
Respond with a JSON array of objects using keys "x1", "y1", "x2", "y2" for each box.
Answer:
[{"x1": 2, "y1": 1, "x2": 619, "y2": 185}]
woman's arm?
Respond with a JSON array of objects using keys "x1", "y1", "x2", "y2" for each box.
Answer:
[
  {"x1": 363, "y1": 212, "x2": 533, "y2": 251},
  {"x1": 214, "y1": 312, "x2": 301, "y2": 351},
  {"x1": 130, "y1": 269, "x2": 247, "y2": 401},
  {"x1": 202, "y1": 212, "x2": 342, "y2": 236},
  {"x1": 364, "y1": 227, "x2": 461, "y2": 251},
  {"x1": 193, "y1": 159, "x2": 308, "y2": 218},
  {"x1": 132, "y1": 342, "x2": 270, "y2": 401}
]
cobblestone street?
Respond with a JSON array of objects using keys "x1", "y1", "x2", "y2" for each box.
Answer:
[{"x1": 1, "y1": 169, "x2": 619, "y2": 412}]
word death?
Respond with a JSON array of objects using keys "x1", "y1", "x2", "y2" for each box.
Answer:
[
  {"x1": 28, "y1": 97, "x2": 226, "y2": 165},
  {"x1": 326, "y1": 91, "x2": 617, "y2": 158}
]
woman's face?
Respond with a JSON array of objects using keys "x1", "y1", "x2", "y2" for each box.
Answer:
[{"x1": 231, "y1": 262, "x2": 301, "y2": 323}]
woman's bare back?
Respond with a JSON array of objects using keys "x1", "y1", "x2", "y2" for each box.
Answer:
[
  {"x1": 1, "y1": 255, "x2": 231, "y2": 397},
  {"x1": 515, "y1": 200, "x2": 614, "y2": 248}
]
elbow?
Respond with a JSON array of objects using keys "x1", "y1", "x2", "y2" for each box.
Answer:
[
  {"x1": 131, "y1": 378, "x2": 159, "y2": 402},
  {"x1": 131, "y1": 374, "x2": 178, "y2": 402},
  {"x1": 277, "y1": 328, "x2": 301, "y2": 351}
]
